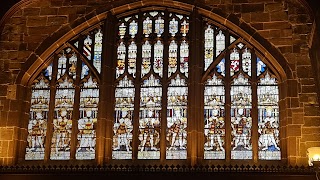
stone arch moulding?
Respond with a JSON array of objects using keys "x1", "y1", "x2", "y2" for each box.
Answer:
[{"x1": 15, "y1": 0, "x2": 295, "y2": 86}]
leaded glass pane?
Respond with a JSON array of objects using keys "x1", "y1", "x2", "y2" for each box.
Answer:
[
  {"x1": 57, "y1": 52, "x2": 67, "y2": 80},
  {"x1": 113, "y1": 76, "x2": 134, "y2": 159},
  {"x1": 168, "y1": 40, "x2": 178, "y2": 77},
  {"x1": 83, "y1": 35, "x2": 92, "y2": 60},
  {"x1": 204, "y1": 74, "x2": 225, "y2": 159},
  {"x1": 25, "y1": 75, "x2": 50, "y2": 160},
  {"x1": 216, "y1": 58, "x2": 226, "y2": 77},
  {"x1": 155, "y1": 16, "x2": 164, "y2": 37},
  {"x1": 216, "y1": 30, "x2": 225, "y2": 57},
  {"x1": 129, "y1": 20, "x2": 138, "y2": 38},
  {"x1": 166, "y1": 74, "x2": 188, "y2": 159},
  {"x1": 128, "y1": 41, "x2": 137, "y2": 77},
  {"x1": 143, "y1": 16, "x2": 152, "y2": 37},
  {"x1": 242, "y1": 48, "x2": 251, "y2": 76},
  {"x1": 116, "y1": 42, "x2": 126, "y2": 78},
  {"x1": 141, "y1": 40, "x2": 152, "y2": 78},
  {"x1": 231, "y1": 74, "x2": 252, "y2": 160},
  {"x1": 154, "y1": 40, "x2": 163, "y2": 77},
  {"x1": 76, "y1": 76, "x2": 99, "y2": 160},
  {"x1": 169, "y1": 17, "x2": 178, "y2": 37},
  {"x1": 138, "y1": 74, "x2": 161, "y2": 159},
  {"x1": 258, "y1": 72, "x2": 280, "y2": 160},
  {"x1": 94, "y1": 29, "x2": 103, "y2": 73},
  {"x1": 204, "y1": 25, "x2": 214, "y2": 71},
  {"x1": 50, "y1": 77, "x2": 74, "y2": 160},
  {"x1": 180, "y1": 40, "x2": 189, "y2": 77},
  {"x1": 257, "y1": 57, "x2": 266, "y2": 76},
  {"x1": 230, "y1": 48, "x2": 240, "y2": 77},
  {"x1": 68, "y1": 52, "x2": 77, "y2": 80}
]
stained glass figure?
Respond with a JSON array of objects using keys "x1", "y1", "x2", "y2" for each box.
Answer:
[
  {"x1": 141, "y1": 41, "x2": 152, "y2": 77},
  {"x1": 81, "y1": 62, "x2": 89, "y2": 79},
  {"x1": 128, "y1": 41, "x2": 137, "y2": 77},
  {"x1": 204, "y1": 25, "x2": 214, "y2": 71},
  {"x1": 25, "y1": 75, "x2": 50, "y2": 160},
  {"x1": 76, "y1": 76, "x2": 99, "y2": 160},
  {"x1": 216, "y1": 30, "x2": 225, "y2": 57},
  {"x1": 50, "y1": 77, "x2": 74, "y2": 160},
  {"x1": 154, "y1": 40, "x2": 163, "y2": 77},
  {"x1": 138, "y1": 74, "x2": 161, "y2": 159},
  {"x1": 129, "y1": 20, "x2": 138, "y2": 38},
  {"x1": 169, "y1": 18, "x2": 178, "y2": 37},
  {"x1": 204, "y1": 74, "x2": 225, "y2": 159},
  {"x1": 57, "y1": 52, "x2": 67, "y2": 80},
  {"x1": 143, "y1": 16, "x2": 152, "y2": 37},
  {"x1": 83, "y1": 35, "x2": 92, "y2": 60},
  {"x1": 258, "y1": 72, "x2": 280, "y2": 160},
  {"x1": 168, "y1": 40, "x2": 178, "y2": 77},
  {"x1": 45, "y1": 63, "x2": 53, "y2": 80},
  {"x1": 216, "y1": 59, "x2": 226, "y2": 77},
  {"x1": 180, "y1": 40, "x2": 189, "y2": 77},
  {"x1": 119, "y1": 23, "x2": 126, "y2": 39},
  {"x1": 166, "y1": 74, "x2": 188, "y2": 159},
  {"x1": 116, "y1": 42, "x2": 126, "y2": 78},
  {"x1": 155, "y1": 16, "x2": 164, "y2": 37},
  {"x1": 68, "y1": 52, "x2": 78, "y2": 80},
  {"x1": 113, "y1": 76, "x2": 134, "y2": 159},
  {"x1": 230, "y1": 48, "x2": 240, "y2": 76},
  {"x1": 94, "y1": 29, "x2": 103, "y2": 73},
  {"x1": 180, "y1": 20, "x2": 189, "y2": 37},
  {"x1": 230, "y1": 74, "x2": 252, "y2": 160},
  {"x1": 242, "y1": 48, "x2": 251, "y2": 76},
  {"x1": 257, "y1": 57, "x2": 266, "y2": 76}
]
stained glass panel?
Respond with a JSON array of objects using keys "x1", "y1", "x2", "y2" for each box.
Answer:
[
  {"x1": 242, "y1": 48, "x2": 251, "y2": 76},
  {"x1": 258, "y1": 72, "x2": 280, "y2": 160},
  {"x1": 116, "y1": 42, "x2": 126, "y2": 78},
  {"x1": 143, "y1": 16, "x2": 152, "y2": 37},
  {"x1": 76, "y1": 76, "x2": 99, "y2": 160},
  {"x1": 216, "y1": 30, "x2": 225, "y2": 57},
  {"x1": 129, "y1": 20, "x2": 138, "y2": 38},
  {"x1": 155, "y1": 16, "x2": 164, "y2": 37},
  {"x1": 168, "y1": 40, "x2": 178, "y2": 77},
  {"x1": 154, "y1": 40, "x2": 163, "y2": 77},
  {"x1": 204, "y1": 74, "x2": 225, "y2": 159},
  {"x1": 166, "y1": 75, "x2": 188, "y2": 159},
  {"x1": 68, "y1": 52, "x2": 77, "y2": 80},
  {"x1": 204, "y1": 25, "x2": 214, "y2": 71},
  {"x1": 216, "y1": 58, "x2": 226, "y2": 77},
  {"x1": 141, "y1": 40, "x2": 152, "y2": 78},
  {"x1": 138, "y1": 74, "x2": 161, "y2": 159},
  {"x1": 119, "y1": 23, "x2": 126, "y2": 39},
  {"x1": 25, "y1": 75, "x2": 50, "y2": 160},
  {"x1": 180, "y1": 20, "x2": 189, "y2": 37},
  {"x1": 231, "y1": 74, "x2": 252, "y2": 160},
  {"x1": 230, "y1": 48, "x2": 240, "y2": 77},
  {"x1": 83, "y1": 35, "x2": 92, "y2": 60},
  {"x1": 113, "y1": 76, "x2": 135, "y2": 159},
  {"x1": 57, "y1": 52, "x2": 67, "y2": 80},
  {"x1": 94, "y1": 29, "x2": 103, "y2": 73},
  {"x1": 45, "y1": 63, "x2": 53, "y2": 80},
  {"x1": 257, "y1": 57, "x2": 266, "y2": 76},
  {"x1": 50, "y1": 77, "x2": 74, "y2": 160},
  {"x1": 169, "y1": 17, "x2": 178, "y2": 37},
  {"x1": 180, "y1": 40, "x2": 189, "y2": 77},
  {"x1": 128, "y1": 41, "x2": 137, "y2": 77}
]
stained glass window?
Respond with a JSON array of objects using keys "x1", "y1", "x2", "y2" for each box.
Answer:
[
  {"x1": 139, "y1": 74, "x2": 162, "y2": 159},
  {"x1": 258, "y1": 72, "x2": 280, "y2": 160},
  {"x1": 25, "y1": 74, "x2": 50, "y2": 160},
  {"x1": 204, "y1": 74, "x2": 225, "y2": 159},
  {"x1": 166, "y1": 74, "x2": 188, "y2": 159},
  {"x1": 113, "y1": 76, "x2": 134, "y2": 159}
]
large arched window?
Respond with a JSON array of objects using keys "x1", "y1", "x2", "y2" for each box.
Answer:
[{"x1": 24, "y1": 8, "x2": 280, "y2": 162}]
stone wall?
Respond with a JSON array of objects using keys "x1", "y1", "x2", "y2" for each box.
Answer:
[{"x1": 0, "y1": 0, "x2": 318, "y2": 166}]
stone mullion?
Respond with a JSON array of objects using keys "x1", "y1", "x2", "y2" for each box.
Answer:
[
  {"x1": 225, "y1": 36, "x2": 231, "y2": 163},
  {"x1": 251, "y1": 49, "x2": 258, "y2": 163},
  {"x1": 132, "y1": 11, "x2": 143, "y2": 161},
  {"x1": 69, "y1": 51, "x2": 82, "y2": 160},
  {"x1": 44, "y1": 55, "x2": 58, "y2": 163},
  {"x1": 101, "y1": 12, "x2": 116, "y2": 164},
  {"x1": 188, "y1": 8, "x2": 201, "y2": 166}
]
